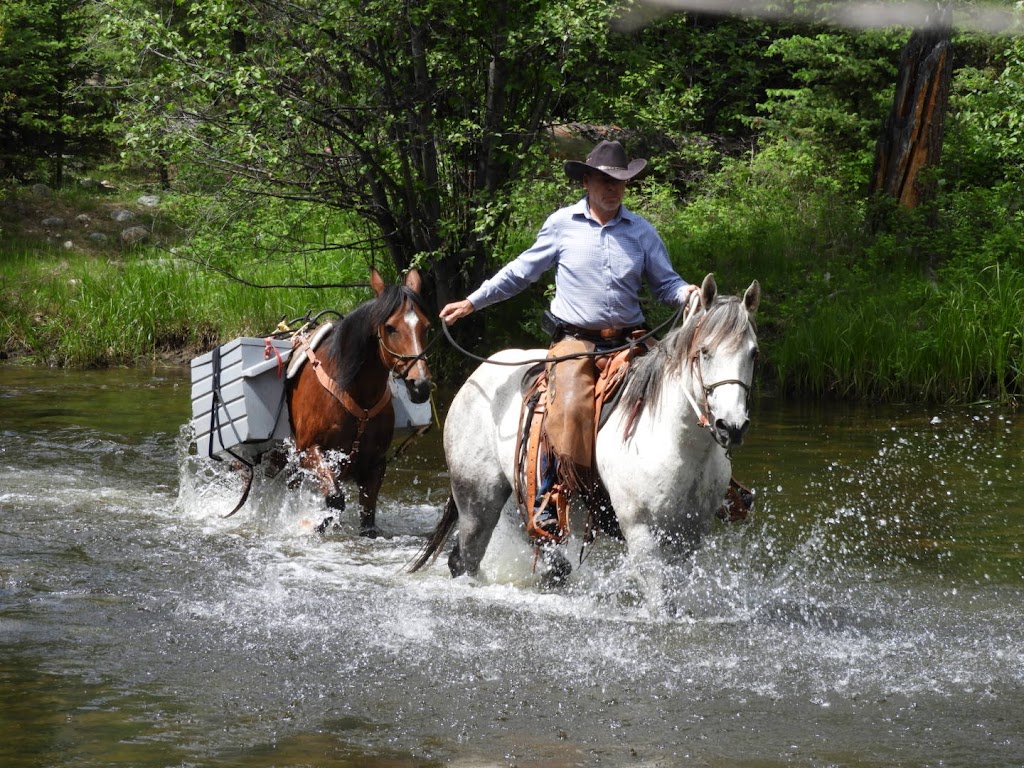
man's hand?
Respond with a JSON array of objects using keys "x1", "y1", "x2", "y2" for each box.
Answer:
[{"x1": 439, "y1": 299, "x2": 475, "y2": 325}]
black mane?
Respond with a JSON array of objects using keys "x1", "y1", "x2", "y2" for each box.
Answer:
[{"x1": 327, "y1": 284, "x2": 424, "y2": 391}]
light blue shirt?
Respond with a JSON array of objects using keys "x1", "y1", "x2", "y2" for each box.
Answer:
[{"x1": 467, "y1": 197, "x2": 690, "y2": 330}]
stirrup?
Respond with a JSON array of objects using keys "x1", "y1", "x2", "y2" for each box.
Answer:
[{"x1": 527, "y1": 488, "x2": 567, "y2": 544}]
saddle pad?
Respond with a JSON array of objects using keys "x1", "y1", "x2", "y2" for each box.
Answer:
[{"x1": 286, "y1": 322, "x2": 334, "y2": 379}]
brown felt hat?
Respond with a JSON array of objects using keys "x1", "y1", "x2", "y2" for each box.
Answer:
[{"x1": 564, "y1": 140, "x2": 647, "y2": 181}]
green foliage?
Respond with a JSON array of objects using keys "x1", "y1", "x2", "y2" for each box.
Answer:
[
  {"x1": 944, "y1": 36, "x2": 1024, "y2": 191},
  {"x1": 756, "y1": 30, "x2": 904, "y2": 159},
  {"x1": 586, "y1": 14, "x2": 778, "y2": 136},
  {"x1": 103, "y1": 0, "x2": 622, "y2": 310},
  {"x1": 161, "y1": 190, "x2": 385, "y2": 288},
  {"x1": 0, "y1": 0, "x2": 116, "y2": 185},
  {"x1": 666, "y1": 141, "x2": 867, "y2": 285}
]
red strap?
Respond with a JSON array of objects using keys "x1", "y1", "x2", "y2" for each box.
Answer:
[{"x1": 264, "y1": 337, "x2": 284, "y2": 378}]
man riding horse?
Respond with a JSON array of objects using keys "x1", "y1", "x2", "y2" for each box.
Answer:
[{"x1": 440, "y1": 140, "x2": 750, "y2": 544}]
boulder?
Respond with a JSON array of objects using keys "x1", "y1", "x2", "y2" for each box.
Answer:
[
  {"x1": 110, "y1": 209, "x2": 134, "y2": 223},
  {"x1": 120, "y1": 226, "x2": 150, "y2": 245},
  {"x1": 41, "y1": 216, "x2": 66, "y2": 230}
]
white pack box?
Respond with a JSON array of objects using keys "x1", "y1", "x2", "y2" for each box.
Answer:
[{"x1": 190, "y1": 337, "x2": 293, "y2": 459}]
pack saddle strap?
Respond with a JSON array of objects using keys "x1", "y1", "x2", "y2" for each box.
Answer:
[{"x1": 295, "y1": 336, "x2": 392, "y2": 459}]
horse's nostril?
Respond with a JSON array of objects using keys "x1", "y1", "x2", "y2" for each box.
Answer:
[
  {"x1": 715, "y1": 419, "x2": 749, "y2": 446},
  {"x1": 407, "y1": 378, "x2": 432, "y2": 404}
]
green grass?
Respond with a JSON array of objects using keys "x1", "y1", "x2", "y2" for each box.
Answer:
[
  {"x1": 0, "y1": 185, "x2": 381, "y2": 367},
  {"x1": 769, "y1": 266, "x2": 1024, "y2": 403},
  {"x1": 2, "y1": 248, "x2": 375, "y2": 367}
]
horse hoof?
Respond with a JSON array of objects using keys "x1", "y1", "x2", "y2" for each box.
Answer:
[
  {"x1": 315, "y1": 516, "x2": 336, "y2": 534},
  {"x1": 448, "y1": 543, "x2": 466, "y2": 578},
  {"x1": 360, "y1": 525, "x2": 379, "y2": 539},
  {"x1": 540, "y1": 547, "x2": 572, "y2": 587}
]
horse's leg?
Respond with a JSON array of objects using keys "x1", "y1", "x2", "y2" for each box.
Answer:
[
  {"x1": 355, "y1": 459, "x2": 386, "y2": 539},
  {"x1": 262, "y1": 446, "x2": 289, "y2": 479},
  {"x1": 449, "y1": 475, "x2": 508, "y2": 578},
  {"x1": 539, "y1": 546, "x2": 572, "y2": 587},
  {"x1": 448, "y1": 539, "x2": 465, "y2": 577},
  {"x1": 299, "y1": 446, "x2": 346, "y2": 530}
]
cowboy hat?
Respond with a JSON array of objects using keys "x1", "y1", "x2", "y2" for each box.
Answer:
[{"x1": 564, "y1": 140, "x2": 647, "y2": 181}]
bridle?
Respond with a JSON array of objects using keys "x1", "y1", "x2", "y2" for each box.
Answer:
[
  {"x1": 680, "y1": 297, "x2": 754, "y2": 452},
  {"x1": 375, "y1": 301, "x2": 440, "y2": 381}
]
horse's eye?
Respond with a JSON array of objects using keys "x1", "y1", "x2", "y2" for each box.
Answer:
[{"x1": 385, "y1": 324, "x2": 397, "y2": 336}]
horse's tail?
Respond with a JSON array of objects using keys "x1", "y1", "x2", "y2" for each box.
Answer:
[{"x1": 408, "y1": 494, "x2": 459, "y2": 573}]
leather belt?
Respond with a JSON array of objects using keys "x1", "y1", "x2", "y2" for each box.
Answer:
[{"x1": 559, "y1": 321, "x2": 640, "y2": 343}]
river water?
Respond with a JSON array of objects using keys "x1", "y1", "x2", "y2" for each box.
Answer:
[{"x1": 1, "y1": 364, "x2": 1022, "y2": 767}]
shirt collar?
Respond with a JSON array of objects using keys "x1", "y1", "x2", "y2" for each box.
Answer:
[{"x1": 572, "y1": 196, "x2": 634, "y2": 226}]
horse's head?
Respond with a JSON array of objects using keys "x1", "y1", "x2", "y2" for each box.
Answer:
[
  {"x1": 370, "y1": 268, "x2": 433, "y2": 403},
  {"x1": 689, "y1": 273, "x2": 760, "y2": 449}
]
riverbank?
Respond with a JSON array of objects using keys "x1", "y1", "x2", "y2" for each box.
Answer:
[{"x1": 1, "y1": 181, "x2": 362, "y2": 369}]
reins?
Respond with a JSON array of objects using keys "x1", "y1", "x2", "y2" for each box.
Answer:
[
  {"x1": 439, "y1": 305, "x2": 685, "y2": 366},
  {"x1": 379, "y1": 326, "x2": 444, "y2": 379}
]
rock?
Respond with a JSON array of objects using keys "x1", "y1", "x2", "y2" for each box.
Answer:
[
  {"x1": 99, "y1": 180, "x2": 118, "y2": 192},
  {"x1": 110, "y1": 209, "x2": 134, "y2": 223},
  {"x1": 76, "y1": 214, "x2": 92, "y2": 227},
  {"x1": 137, "y1": 195, "x2": 160, "y2": 207},
  {"x1": 41, "y1": 217, "x2": 66, "y2": 230},
  {"x1": 120, "y1": 226, "x2": 150, "y2": 245},
  {"x1": 88, "y1": 232, "x2": 109, "y2": 243},
  {"x1": 79, "y1": 179, "x2": 102, "y2": 190},
  {"x1": 63, "y1": 240, "x2": 74, "y2": 250},
  {"x1": 30, "y1": 183, "x2": 52, "y2": 197}
]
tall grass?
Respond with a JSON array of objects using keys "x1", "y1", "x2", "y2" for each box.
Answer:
[
  {"x1": 770, "y1": 266, "x2": 1024, "y2": 403},
  {"x1": 1, "y1": 246, "x2": 372, "y2": 367},
  {"x1": 1, "y1": 184, "x2": 383, "y2": 367}
]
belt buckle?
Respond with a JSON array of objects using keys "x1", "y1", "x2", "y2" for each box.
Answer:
[{"x1": 599, "y1": 327, "x2": 621, "y2": 341}]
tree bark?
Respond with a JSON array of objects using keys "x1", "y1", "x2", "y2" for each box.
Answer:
[{"x1": 869, "y1": 4, "x2": 954, "y2": 228}]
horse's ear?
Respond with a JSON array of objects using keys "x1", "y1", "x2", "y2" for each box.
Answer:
[
  {"x1": 404, "y1": 268, "x2": 422, "y2": 295},
  {"x1": 370, "y1": 268, "x2": 386, "y2": 297},
  {"x1": 699, "y1": 273, "x2": 717, "y2": 308},
  {"x1": 744, "y1": 280, "x2": 761, "y2": 315}
]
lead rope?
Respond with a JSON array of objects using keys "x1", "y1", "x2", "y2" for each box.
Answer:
[{"x1": 439, "y1": 305, "x2": 684, "y2": 367}]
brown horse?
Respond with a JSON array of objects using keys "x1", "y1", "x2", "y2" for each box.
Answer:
[{"x1": 286, "y1": 269, "x2": 432, "y2": 537}]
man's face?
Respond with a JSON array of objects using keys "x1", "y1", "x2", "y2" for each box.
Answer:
[{"x1": 582, "y1": 172, "x2": 627, "y2": 222}]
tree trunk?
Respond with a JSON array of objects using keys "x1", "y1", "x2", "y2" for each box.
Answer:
[{"x1": 869, "y1": 3, "x2": 954, "y2": 253}]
